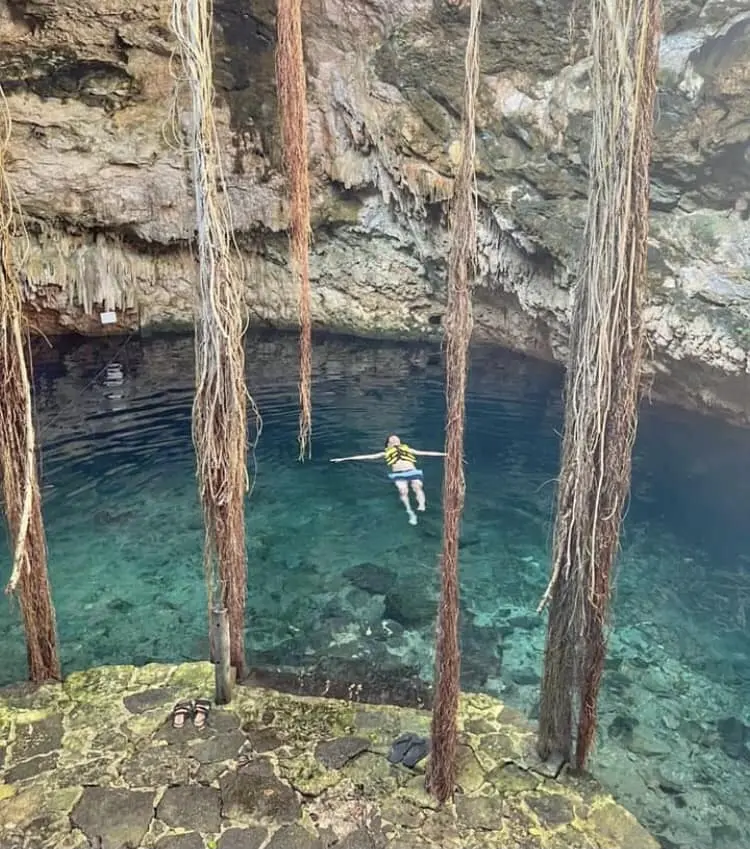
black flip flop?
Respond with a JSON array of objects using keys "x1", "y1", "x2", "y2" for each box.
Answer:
[
  {"x1": 387, "y1": 732, "x2": 430, "y2": 767},
  {"x1": 193, "y1": 698, "x2": 211, "y2": 729},
  {"x1": 388, "y1": 733, "x2": 415, "y2": 764},
  {"x1": 402, "y1": 737, "x2": 430, "y2": 767}
]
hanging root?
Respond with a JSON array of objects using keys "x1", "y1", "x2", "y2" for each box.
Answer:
[
  {"x1": 427, "y1": 0, "x2": 481, "y2": 806},
  {"x1": 275, "y1": 0, "x2": 313, "y2": 461},
  {"x1": 0, "y1": 87, "x2": 60, "y2": 682},
  {"x1": 169, "y1": 0, "x2": 259, "y2": 677},
  {"x1": 537, "y1": 0, "x2": 661, "y2": 768}
]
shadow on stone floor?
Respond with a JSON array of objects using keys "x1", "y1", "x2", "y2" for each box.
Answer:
[{"x1": 0, "y1": 662, "x2": 659, "y2": 849}]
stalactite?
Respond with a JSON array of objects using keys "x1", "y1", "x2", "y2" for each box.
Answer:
[
  {"x1": 537, "y1": 0, "x2": 662, "y2": 768},
  {"x1": 426, "y1": 0, "x2": 481, "y2": 805},
  {"x1": 275, "y1": 0, "x2": 313, "y2": 461},
  {"x1": 20, "y1": 227, "x2": 135, "y2": 316},
  {"x1": 0, "y1": 88, "x2": 60, "y2": 683}
]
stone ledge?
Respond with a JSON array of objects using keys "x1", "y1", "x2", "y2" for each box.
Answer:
[{"x1": 0, "y1": 661, "x2": 658, "y2": 849}]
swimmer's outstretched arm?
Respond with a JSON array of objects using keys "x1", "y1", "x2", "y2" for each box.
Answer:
[
  {"x1": 330, "y1": 451, "x2": 385, "y2": 463},
  {"x1": 412, "y1": 449, "x2": 447, "y2": 457}
]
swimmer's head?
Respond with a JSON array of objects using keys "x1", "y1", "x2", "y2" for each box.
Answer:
[{"x1": 385, "y1": 434, "x2": 401, "y2": 448}]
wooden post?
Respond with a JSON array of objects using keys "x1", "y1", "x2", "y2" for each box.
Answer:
[{"x1": 211, "y1": 606, "x2": 234, "y2": 704}]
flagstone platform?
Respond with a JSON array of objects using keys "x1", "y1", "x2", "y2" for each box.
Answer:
[{"x1": 0, "y1": 662, "x2": 658, "y2": 849}]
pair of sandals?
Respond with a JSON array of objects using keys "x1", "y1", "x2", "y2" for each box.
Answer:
[
  {"x1": 387, "y1": 732, "x2": 430, "y2": 768},
  {"x1": 171, "y1": 698, "x2": 211, "y2": 729}
]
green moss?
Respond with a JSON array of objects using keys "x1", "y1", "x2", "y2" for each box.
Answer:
[
  {"x1": 167, "y1": 662, "x2": 213, "y2": 691},
  {"x1": 279, "y1": 751, "x2": 341, "y2": 796},
  {"x1": 586, "y1": 799, "x2": 654, "y2": 848},
  {"x1": 63, "y1": 665, "x2": 135, "y2": 703},
  {"x1": 487, "y1": 763, "x2": 541, "y2": 794},
  {"x1": 259, "y1": 693, "x2": 356, "y2": 740},
  {"x1": 455, "y1": 745, "x2": 486, "y2": 794},
  {"x1": 343, "y1": 751, "x2": 402, "y2": 795},
  {"x1": 398, "y1": 773, "x2": 440, "y2": 811}
]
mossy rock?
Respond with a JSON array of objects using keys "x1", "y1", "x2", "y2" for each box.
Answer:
[{"x1": 0, "y1": 662, "x2": 659, "y2": 849}]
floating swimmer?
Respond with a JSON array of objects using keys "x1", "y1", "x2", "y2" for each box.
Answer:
[{"x1": 330, "y1": 434, "x2": 445, "y2": 525}]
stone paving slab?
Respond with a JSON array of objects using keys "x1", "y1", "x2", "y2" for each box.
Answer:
[{"x1": 0, "y1": 662, "x2": 659, "y2": 849}]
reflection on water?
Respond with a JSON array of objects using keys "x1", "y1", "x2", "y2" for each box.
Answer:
[{"x1": 2, "y1": 328, "x2": 750, "y2": 849}]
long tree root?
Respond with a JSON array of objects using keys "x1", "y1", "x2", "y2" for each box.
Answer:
[
  {"x1": 276, "y1": 0, "x2": 313, "y2": 461},
  {"x1": 0, "y1": 86, "x2": 60, "y2": 682},
  {"x1": 426, "y1": 0, "x2": 481, "y2": 806},
  {"x1": 537, "y1": 0, "x2": 661, "y2": 769}
]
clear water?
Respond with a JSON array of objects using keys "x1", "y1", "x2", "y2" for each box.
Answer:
[{"x1": 2, "y1": 329, "x2": 750, "y2": 849}]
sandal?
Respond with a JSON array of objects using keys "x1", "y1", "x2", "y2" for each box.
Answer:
[
  {"x1": 193, "y1": 698, "x2": 211, "y2": 729},
  {"x1": 171, "y1": 700, "x2": 194, "y2": 729},
  {"x1": 387, "y1": 732, "x2": 430, "y2": 768}
]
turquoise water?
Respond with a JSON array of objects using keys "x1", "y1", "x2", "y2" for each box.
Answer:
[{"x1": 2, "y1": 329, "x2": 750, "y2": 849}]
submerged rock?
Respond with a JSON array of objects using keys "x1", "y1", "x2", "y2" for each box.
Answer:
[
  {"x1": 345, "y1": 563, "x2": 397, "y2": 597},
  {"x1": 384, "y1": 580, "x2": 437, "y2": 629},
  {"x1": 716, "y1": 716, "x2": 750, "y2": 760},
  {"x1": 609, "y1": 714, "x2": 639, "y2": 741},
  {"x1": 2, "y1": 0, "x2": 748, "y2": 424}
]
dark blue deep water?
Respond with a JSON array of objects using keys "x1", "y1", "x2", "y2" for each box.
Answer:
[{"x1": 2, "y1": 329, "x2": 750, "y2": 849}]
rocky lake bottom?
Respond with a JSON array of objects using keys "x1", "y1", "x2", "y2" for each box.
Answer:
[{"x1": 2, "y1": 329, "x2": 750, "y2": 849}]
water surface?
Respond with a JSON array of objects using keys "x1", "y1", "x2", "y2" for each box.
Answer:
[{"x1": 2, "y1": 329, "x2": 750, "y2": 849}]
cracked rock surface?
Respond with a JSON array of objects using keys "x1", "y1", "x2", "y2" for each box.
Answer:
[{"x1": 0, "y1": 661, "x2": 658, "y2": 849}]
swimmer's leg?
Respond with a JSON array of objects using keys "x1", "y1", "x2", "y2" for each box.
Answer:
[
  {"x1": 395, "y1": 479, "x2": 418, "y2": 525},
  {"x1": 411, "y1": 479, "x2": 426, "y2": 512}
]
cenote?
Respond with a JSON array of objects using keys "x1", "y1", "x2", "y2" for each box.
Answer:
[{"x1": 2, "y1": 328, "x2": 750, "y2": 849}]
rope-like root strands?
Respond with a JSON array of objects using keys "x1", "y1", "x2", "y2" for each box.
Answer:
[
  {"x1": 0, "y1": 87, "x2": 61, "y2": 682},
  {"x1": 169, "y1": 0, "x2": 254, "y2": 677},
  {"x1": 537, "y1": 0, "x2": 661, "y2": 768},
  {"x1": 275, "y1": 0, "x2": 313, "y2": 461},
  {"x1": 426, "y1": 0, "x2": 481, "y2": 806}
]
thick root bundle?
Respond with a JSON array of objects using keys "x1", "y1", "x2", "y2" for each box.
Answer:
[
  {"x1": 170, "y1": 0, "x2": 252, "y2": 676},
  {"x1": 0, "y1": 88, "x2": 60, "y2": 682},
  {"x1": 275, "y1": 0, "x2": 313, "y2": 460},
  {"x1": 427, "y1": 0, "x2": 481, "y2": 805},
  {"x1": 537, "y1": 0, "x2": 661, "y2": 768}
]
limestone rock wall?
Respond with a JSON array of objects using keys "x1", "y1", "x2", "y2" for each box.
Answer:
[{"x1": 0, "y1": 0, "x2": 749, "y2": 418}]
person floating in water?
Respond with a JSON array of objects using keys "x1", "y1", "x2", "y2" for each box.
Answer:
[{"x1": 330, "y1": 434, "x2": 446, "y2": 525}]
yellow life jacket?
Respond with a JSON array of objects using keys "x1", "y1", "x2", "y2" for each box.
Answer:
[{"x1": 384, "y1": 443, "x2": 416, "y2": 467}]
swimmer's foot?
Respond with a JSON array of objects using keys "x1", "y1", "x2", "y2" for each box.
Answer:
[
  {"x1": 407, "y1": 511, "x2": 418, "y2": 526},
  {"x1": 417, "y1": 504, "x2": 426, "y2": 512}
]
